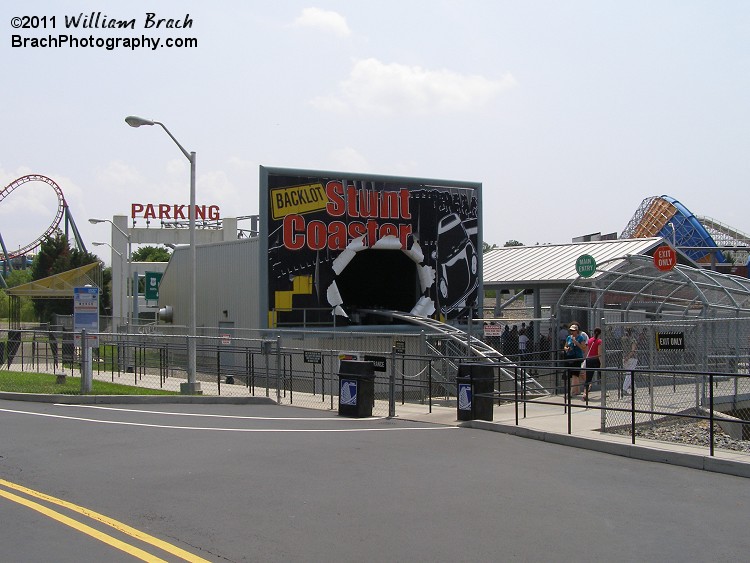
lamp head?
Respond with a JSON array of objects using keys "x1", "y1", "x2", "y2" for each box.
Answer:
[
  {"x1": 92, "y1": 242, "x2": 105, "y2": 247},
  {"x1": 125, "y1": 115, "x2": 155, "y2": 127},
  {"x1": 89, "y1": 218, "x2": 105, "y2": 225}
]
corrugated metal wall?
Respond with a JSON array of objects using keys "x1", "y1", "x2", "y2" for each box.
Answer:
[{"x1": 158, "y1": 238, "x2": 261, "y2": 329}]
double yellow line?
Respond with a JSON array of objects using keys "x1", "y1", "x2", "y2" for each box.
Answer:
[{"x1": 0, "y1": 478, "x2": 210, "y2": 562}]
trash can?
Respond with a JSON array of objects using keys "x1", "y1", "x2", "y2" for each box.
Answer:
[
  {"x1": 338, "y1": 360, "x2": 376, "y2": 418},
  {"x1": 456, "y1": 363, "x2": 495, "y2": 422}
]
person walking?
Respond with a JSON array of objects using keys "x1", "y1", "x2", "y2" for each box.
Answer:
[
  {"x1": 621, "y1": 328, "x2": 638, "y2": 394},
  {"x1": 563, "y1": 323, "x2": 587, "y2": 395},
  {"x1": 582, "y1": 327, "x2": 603, "y2": 401}
]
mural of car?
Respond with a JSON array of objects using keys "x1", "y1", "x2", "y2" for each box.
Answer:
[{"x1": 433, "y1": 213, "x2": 478, "y2": 314}]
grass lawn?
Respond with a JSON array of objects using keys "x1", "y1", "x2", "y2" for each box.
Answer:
[{"x1": 0, "y1": 370, "x2": 178, "y2": 395}]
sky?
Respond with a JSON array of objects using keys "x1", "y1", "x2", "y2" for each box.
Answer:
[{"x1": 2, "y1": 1, "x2": 749, "y2": 265}]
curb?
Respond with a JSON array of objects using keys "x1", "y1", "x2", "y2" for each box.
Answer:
[
  {"x1": 467, "y1": 420, "x2": 750, "y2": 479},
  {"x1": 0, "y1": 392, "x2": 277, "y2": 406}
]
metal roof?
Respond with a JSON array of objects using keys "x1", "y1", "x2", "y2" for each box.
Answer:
[
  {"x1": 482, "y1": 238, "x2": 683, "y2": 287},
  {"x1": 5, "y1": 262, "x2": 102, "y2": 298}
]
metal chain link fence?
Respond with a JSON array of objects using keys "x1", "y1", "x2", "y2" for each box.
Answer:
[
  {"x1": 598, "y1": 317, "x2": 750, "y2": 446},
  {"x1": 4, "y1": 314, "x2": 749, "y2": 451}
]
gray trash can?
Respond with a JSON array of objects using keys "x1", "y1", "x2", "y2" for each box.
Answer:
[
  {"x1": 338, "y1": 360, "x2": 376, "y2": 418},
  {"x1": 456, "y1": 363, "x2": 495, "y2": 422}
]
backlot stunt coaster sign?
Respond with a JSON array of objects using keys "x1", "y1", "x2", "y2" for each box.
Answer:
[{"x1": 261, "y1": 167, "x2": 481, "y2": 327}]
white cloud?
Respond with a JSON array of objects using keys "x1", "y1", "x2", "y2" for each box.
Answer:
[
  {"x1": 227, "y1": 156, "x2": 257, "y2": 172},
  {"x1": 310, "y1": 58, "x2": 517, "y2": 116},
  {"x1": 328, "y1": 147, "x2": 370, "y2": 171},
  {"x1": 292, "y1": 7, "x2": 351, "y2": 37},
  {"x1": 96, "y1": 160, "x2": 142, "y2": 189}
]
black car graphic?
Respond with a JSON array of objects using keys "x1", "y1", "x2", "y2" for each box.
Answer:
[{"x1": 433, "y1": 213, "x2": 478, "y2": 314}]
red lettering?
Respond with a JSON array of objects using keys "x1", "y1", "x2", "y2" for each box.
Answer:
[
  {"x1": 283, "y1": 215, "x2": 305, "y2": 250},
  {"x1": 282, "y1": 214, "x2": 413, "y2": 252},
  {"x1": 367, "y1": 220, "x2": 378, "y2": 246},
  {"x1": 399, "y1": 224, "x2": 412, "y2": 248},
  {"x1": 348, "y1": 222, "x2": 366, "y2": 241},
  {"x1": 379, "y1": 223, "x2": 399, "y2": 238},
  {"x1": 325, "y1": 181, "x2": 346, "y2": 216},
  {"x1": 328, "y1": 221, "x2": 347, "y2": 249},
  {"x1": 359, "y1": 190, "x2": 379, "y2": 218},
  {"x1": 346, "y1": 185, "x2": 359, "y2": 217},
  {"x1": 128, "y1": 203, "x2": 219, "y2": 220},
  {"x1": 307, "y1": 220, "x2": 327, "y2": 250},
  {"x1": 399, "y1": 189, "x2": 411, "y2": 219},
  {"x1": 382, "y1": 192, "x2": 399, "y2": 219}
]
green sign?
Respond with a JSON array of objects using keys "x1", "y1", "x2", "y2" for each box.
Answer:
[
  {"x1": 575, "y1": 254, "x2": 596, "y2": 278},
  {"x1": 144, "y1": 272, "x2": 163, "y2": 301}
]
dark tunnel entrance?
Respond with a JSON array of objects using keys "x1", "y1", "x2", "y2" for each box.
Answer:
[{"x1": 335, "y1": 249, "x2": 422, "y2": 318}]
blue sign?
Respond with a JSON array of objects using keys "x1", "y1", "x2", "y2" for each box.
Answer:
[
  {"x1": 458, "y1": 383, "x2": 472, "y2": 411},
  {"x1": 74, "y1": 286, "x2": 100, "y2": 347},
  {"x1": 340, "y1": 379, "x2": 358, "y2": 406}
]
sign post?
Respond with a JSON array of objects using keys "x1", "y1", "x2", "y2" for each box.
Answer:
[{"x1": 74, "y1": 287, "x2": 99, "y2": 394}]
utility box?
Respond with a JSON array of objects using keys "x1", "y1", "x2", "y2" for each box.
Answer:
[{"x1": 338, "y1": 360, "x2": 376, "y2": 418}]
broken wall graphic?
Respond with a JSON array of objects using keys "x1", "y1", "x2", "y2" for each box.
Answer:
[{"x1": 263, "y1": 169, "x2": 481, "y2": 327}]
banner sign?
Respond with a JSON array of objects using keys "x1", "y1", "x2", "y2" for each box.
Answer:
[{"x1": 262, "y1": 168, "x2": 481, "y2": 327}]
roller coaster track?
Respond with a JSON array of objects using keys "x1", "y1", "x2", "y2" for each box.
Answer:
[
  {"x1": 359, "y1": 309, "x2": 548, "y2": 395},
  {"x1": 0, "y1": 174, "x2": 87, "y2": 260},
  {"x1": 697, "y1": 216, "x2": 750, "y2": 247}
]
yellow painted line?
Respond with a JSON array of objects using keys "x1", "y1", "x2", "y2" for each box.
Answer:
[
  {"x1": 0, "y1": 488, "x2": 167, "y2": 562},
  {"x1": 0, "y1": 479, "x2": 210, "y2": 562}
]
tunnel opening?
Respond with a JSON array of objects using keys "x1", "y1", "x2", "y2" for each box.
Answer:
[{"x1": 335, "y1": 249, "x2": 422, "y2": 319}]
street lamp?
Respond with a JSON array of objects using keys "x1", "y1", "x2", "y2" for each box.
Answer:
[
  {"x1": 125, "y1": 115, "x2": 199, "y2": 394},
  {"x1": 92, "y1": 242, "x2": 124, "y2": 328},
  {"x1": 89, "y1": 218, "x2": 131, "y2": 328}
]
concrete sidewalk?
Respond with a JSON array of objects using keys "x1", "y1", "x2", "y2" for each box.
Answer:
[{"x1": 394, "y1": 392, "x2": 750, "y2": 478}]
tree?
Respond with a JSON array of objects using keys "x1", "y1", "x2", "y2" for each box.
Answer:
[
  {"x1": 30, "y1": 232, "x2": 101, "y2": 323},
  {"x1": 99, "y1": 267, "x2": 112, "y2": 317},
  {"x1": 5, "y1": 269, "x2": 32, "y2": 287},
  {"x1": 131, "y1": 245, "x2": 172, "y2": 262},
  {"x1": 482, "y1": 242, "x2": 498, "y2": 253},
  {"x1": 1, "y1": 270, "x2": 34, "y2": 322},
  {"x1": 504, "y1": 240, "x2": 524, "y2": 247}
]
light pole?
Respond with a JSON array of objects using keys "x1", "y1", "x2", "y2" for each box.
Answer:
[
  {"x1": 125, "y1": 115, "x2": 200, "y2": 394},
  {"x1": 92, "y1": 242, "x2": 124, "y2": 328},
  {"x1": 89, "y1": 218, "x2": 132, "y2": 328}
]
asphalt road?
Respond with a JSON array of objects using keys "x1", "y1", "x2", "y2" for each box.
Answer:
[{"x1": 1, "y1": 399, "x2": 748, "y2": 562}]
